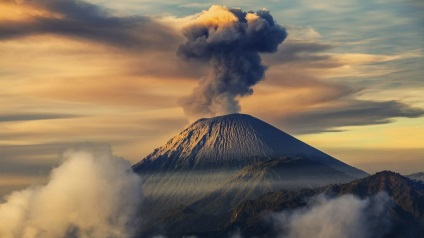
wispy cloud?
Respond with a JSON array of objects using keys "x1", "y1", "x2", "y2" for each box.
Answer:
[
  {"x1": 232, "y1": 22, "x2": 424, "y2": 134},
  {"x1": 0, "y1": 113, "x2": 77, "y2": 122},
  {"x1": 0, "y1": 0, "x2": 181, "y2": 51},
  {"x1": 276, "y1": 100, "x2": 424, "y2": 134}
]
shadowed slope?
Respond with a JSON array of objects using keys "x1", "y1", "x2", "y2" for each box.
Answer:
[{"x1": 228, "y1": 171, "x2": 424, "y2": 238}]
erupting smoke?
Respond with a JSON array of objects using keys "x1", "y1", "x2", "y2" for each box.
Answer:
[
  {"x1": 272, "y1": 193, "x2": 393, "y2": 238},
  {"x1": 0, "y1": 146, "x2": 143, "y2": 238},
  {"x1": 178, "y1": 5, "x2": 287, "y2": 119}
]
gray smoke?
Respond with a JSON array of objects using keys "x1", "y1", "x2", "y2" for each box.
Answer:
[
  {"x1": 0, "y1": 146, "x2": 143, "y2": 238},
  {"x1": 272, "y1": 192, "x2": 393, "y2": 238},
  {"x1": 178, "y1": 5, "x2": 287, "y2": 119}
]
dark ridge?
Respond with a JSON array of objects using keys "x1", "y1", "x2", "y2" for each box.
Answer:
[
  {"x1": 136, "y1": 170, "x2": 424, "y2": 237},
  {"x1": 226, "y1": 171, "x2": 424, "y2": 238}
]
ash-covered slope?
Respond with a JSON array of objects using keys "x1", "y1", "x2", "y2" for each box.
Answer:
[{"x1": 133, "y1": 113, "x2": 367, "y2": 178}]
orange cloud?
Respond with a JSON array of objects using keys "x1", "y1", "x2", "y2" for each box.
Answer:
[{"x1": 0, "y1": 1, "x2": 63, "y2": 21}]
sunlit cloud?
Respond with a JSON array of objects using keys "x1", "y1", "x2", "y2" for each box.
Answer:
[{"x1": 245, "y1": 27, "x2": 424, "y2": 134}]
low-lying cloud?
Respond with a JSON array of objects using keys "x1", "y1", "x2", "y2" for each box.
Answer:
[
  {"x1": 272, "y1": 192, "x2": 392, "y2": 238},
  {"x1": 0, "y1": 146, "x2": 143, "y2": 238}
]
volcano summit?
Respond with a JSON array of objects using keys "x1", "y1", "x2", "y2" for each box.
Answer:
[{"x1": 133, "y1": 113, "x2": 366, "y2": 178}]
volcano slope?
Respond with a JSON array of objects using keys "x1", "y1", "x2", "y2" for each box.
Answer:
[{"x1": 133, "y1": 114, "x2": 366, "y2": 177}]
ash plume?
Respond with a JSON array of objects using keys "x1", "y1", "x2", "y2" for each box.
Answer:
[{"x1": 178, "y1": 5, "x2": 287, "y2": 119}]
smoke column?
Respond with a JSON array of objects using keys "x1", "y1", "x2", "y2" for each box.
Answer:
[
  {"x1": 0, "y1": 146, "x2": 143, "y2": 238},
  {"x1": 178, "y1": 5, "x2": 287, "y2": 119}
]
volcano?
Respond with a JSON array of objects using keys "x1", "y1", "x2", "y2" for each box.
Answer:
[
  {"x1": 133, "y1": 113, "x2": 366, "y2": 178},
  {"x1": 132, "y1": 114, "x2": 370, "y2": 236}
]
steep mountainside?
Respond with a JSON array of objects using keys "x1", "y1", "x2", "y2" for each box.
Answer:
[
  {"x1": 133, "y1": 113, "x2": 367, "y2": 178},
  {"x1": 228, "y1": 171, "x2": 424, "y2": 238},
  {"x1": 138, "y1": 158, "x2": 356, "y2": 237},
  {"x1": 147, "y1": 172, "x2": 424, "y2": 238},
  {"x1": 137, "y1": 157, "x2": 355, "y2": 221},
  {"x1": 189, "y1": 157, "x2": 354, "y2": 215}
]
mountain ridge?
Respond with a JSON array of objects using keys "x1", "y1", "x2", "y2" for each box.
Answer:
[
  {"x1": 152, "y1": 171, "x2": 424, "y2": 238},
  {"x1": 227, "y1": 171, "x2": 424, "y2": 238}
]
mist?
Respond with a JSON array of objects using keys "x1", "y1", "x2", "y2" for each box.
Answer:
[
  {"x1": 178, "y1": 5, "x2": 287, "y2": 120},
  {"x1": 272, "y1": 192, "x2": 392, "y2": 238},
  {"x1": 0, "y1": 146, "x2": 143, "y2": 238}
]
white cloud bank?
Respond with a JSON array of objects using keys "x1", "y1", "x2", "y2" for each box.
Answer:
[
  {"x1": 0, "y1": 146, "x2": 143, "y2": 238},
  {"x1": 273, "y1": 192, "x2": 392, "y2": 238}
]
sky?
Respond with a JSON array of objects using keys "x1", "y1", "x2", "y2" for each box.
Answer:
[{"x1": 0, "y1": 0, "x2": 423, "y2": 196}]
